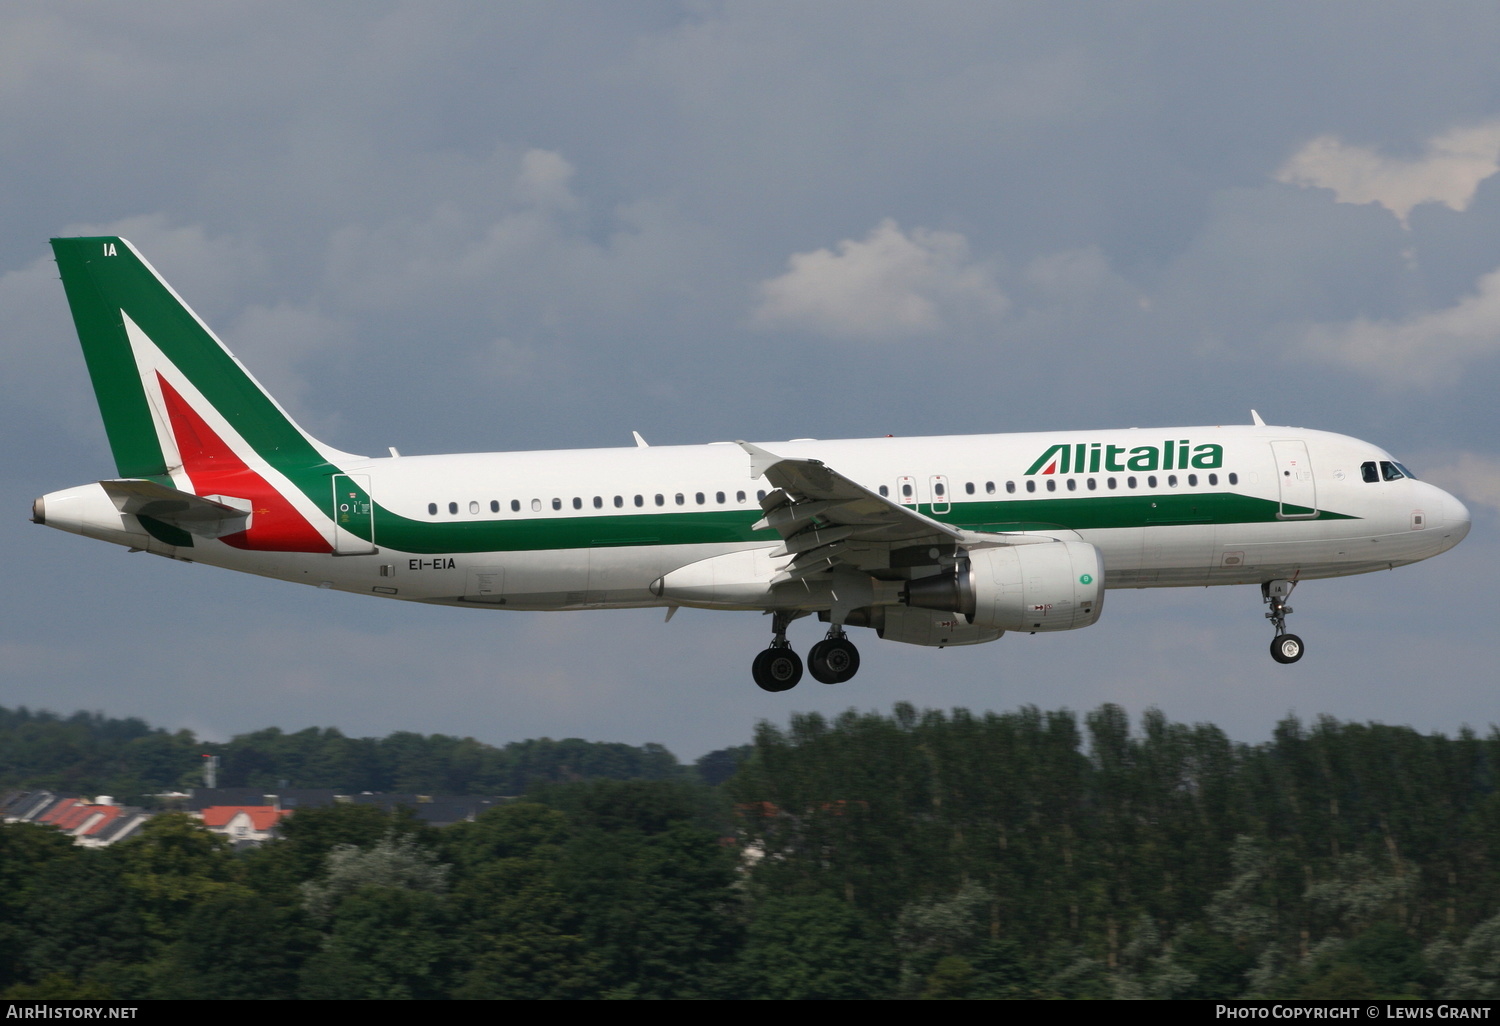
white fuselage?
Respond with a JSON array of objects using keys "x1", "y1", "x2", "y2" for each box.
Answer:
[{"x1": 41, "y1": 424, "x2": 1471, "y2": 614}]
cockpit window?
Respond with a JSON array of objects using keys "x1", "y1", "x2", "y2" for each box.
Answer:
[
  {"x1": 1381, "y1": 461, "x2": 1405, "y2": 481},
  {"x1": 1394, "y1": 462, "x2": 1417, "y2": 480},
  {"x1": 1361, "y1": 461, "x2": 1379, "y2": 483}
]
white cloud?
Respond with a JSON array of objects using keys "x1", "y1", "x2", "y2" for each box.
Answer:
[
  {"x1": 753, "y1": 218, "x2": 1007, "y2": 340},
  {"x1": 1276, "y1": 121, "x2": 1500, "y2": 227},
  {"x1": 1300, "y1": 266, "x2": 1500, "y2": 386},
  {"x1": 1420, "y1": 452, "x2": 1500, "y2": 516}
]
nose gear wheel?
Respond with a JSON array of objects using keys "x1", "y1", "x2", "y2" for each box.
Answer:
[{"x1": 1262, "y1": 580, "x2": 1304, "y2": 664}]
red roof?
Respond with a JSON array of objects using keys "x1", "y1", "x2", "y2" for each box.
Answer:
[
  {"x1": 198, "y1": 806, "x2": 290, "y2": 831},
  {"x1": 38, "y1": 798, "x2": 79, "y2": 824}
]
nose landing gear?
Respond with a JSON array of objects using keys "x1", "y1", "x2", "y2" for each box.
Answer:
[{"x1": 1263, "y1": 580, "x2": 1304, "y2": 664}]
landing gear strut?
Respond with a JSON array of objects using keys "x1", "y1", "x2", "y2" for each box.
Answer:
[
  {"x1": 752, "y1": 611, "x2": 803, "y2": 692},
  {"x1": 1263, "y1": 580, "x2": 1304, "y2": 664},
  {"x1": 809, "y1": 626, "x2": 860, "y2": 684}
]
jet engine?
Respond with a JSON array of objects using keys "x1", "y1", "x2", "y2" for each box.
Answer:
[{"x1": 902, "y1": 540, "x2": 1104, "y2": 632}]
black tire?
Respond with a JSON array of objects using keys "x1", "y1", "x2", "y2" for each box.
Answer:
[
  {"x1": 752, "y1": 647, "x2": 803, "y2": 691},
  {"x1": 809, "y1": 637, "x2": 861, "y2": 684},
  {"x1": 1270, "y1": 633, "x2": 1304, "y2": 664}
]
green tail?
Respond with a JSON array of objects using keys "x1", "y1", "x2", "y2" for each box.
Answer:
[{"x1": 50, "y1": 236, "x2": 342, "y2": 479}]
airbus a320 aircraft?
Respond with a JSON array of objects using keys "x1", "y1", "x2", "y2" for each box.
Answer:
[{"x1": 35, "y1": 237, "x2": 1471, "y2": 691}]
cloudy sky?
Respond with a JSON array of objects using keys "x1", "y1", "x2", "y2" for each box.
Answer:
[{"x1": 5, "y1": 2, "x2": 1499, "y2": 762}]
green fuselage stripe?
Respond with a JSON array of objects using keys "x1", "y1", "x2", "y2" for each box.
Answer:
[{"x1": 357, "y1": 491, "x2": 1355, "y2": 554}]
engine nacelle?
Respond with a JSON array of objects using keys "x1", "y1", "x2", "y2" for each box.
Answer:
[
  {"x1": 872, "y1": 606, "x2": 1004, "y2": 647},
  {"x1": 904, "y1": 540, "x2": 1104, "y2": 632}
]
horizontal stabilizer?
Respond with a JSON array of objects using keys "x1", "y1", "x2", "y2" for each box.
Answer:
[{"x1": 100, "y1": 479, "x2": 251, "y2": 538}]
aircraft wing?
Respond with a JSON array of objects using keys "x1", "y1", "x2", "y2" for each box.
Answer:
[
  {"x1": 739, "y1": 441, "x2": 965, "y2": 581},
  {"x1": 100, "y1": 479, "x2": 251, "y2": 538}
]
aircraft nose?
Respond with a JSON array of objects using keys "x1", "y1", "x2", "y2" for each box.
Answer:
[{"x1": 1444, "y1": 490, "x2": 1471, "y2": 545}]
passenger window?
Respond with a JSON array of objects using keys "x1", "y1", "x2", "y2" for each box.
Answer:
[
  {"x1": 428, "y1": 502, "x2": 437, "y2": 516},
  {"x1": 1127, "y1": 477, "x2": 1137, "y2": 489},
  {"x1": 511, "y1": 500, "x2": 520, "y2": 512},
  {"x1": 737, "y1": 491, "x2": 747, "y2": 502},
  {"x1": 655, "y1": 494, "x2": 665, "y2": 506},
  {"x1": 934, "y1": 482, "x2": 946, "y2": 497},
  {"x1": 634, "y1": 495, "x2": 644, "y2": 507},
  {"x1": 1046, "y1": 479, "x2": 1056, "y2": 492},
  {"x1": 1208, "y1": 473, "x2": 1217, "y2": 485},
  {"x1": 572, "y1": 497, "x2": 582, "y2": 510},
  {"x1": 1087, "y1": 478, "x2": 1097, "y2": 491},
  {"x1": 902, "y1": 483, "x2": 913, "y2": 498},
  {"x1": 695, "y1": 492, "x2": 705, "y2": 505},
  {"x1": 448, "y1": 501, "x2": 458, "y2": 514},
  {"x1": 614, "y1": 496, "x2": 623, "y2": 508},
  {"x1": 757, "y1": 490, "x2": 766, "y2": 501},
  {"x1": 469, "y1": 501, "x2": 479, "y2": 514},
  {"x1": 1107, "y1": 478, "x2": 1117, "y2": 490},
  {"x1": 965, "y1": 482, "x2": 975, "y2": 495},
  {"x1": 1168, "y1": 475, "x2": 1178, "y2": 487},
  {"x1": 1188, "y1": 474, "x2": 1198, "y2": 486},
  {"x1": 1228, "y1": 473, "x2": 1238, "y2": 485},
  {"x1": 1066, "y1": 478, "x2": 1077, "y2": 491},
  {"x1": 1147, "y1": 476, "x2": 1156, "y2": 488},
  {"x1": 531, "y1": 499, "x2": 542, "y2": 512},
  {"x1": 490, "y1": 500, "x2": 500, "y2": 513},
  {"x1": 880, "y1": 485, "x2": 889, "y2": 497},
  {"x1": 552, "y1": 498, "x2": 562, "y2": 511},
  {"x1": 593, "y1": 496, "x2": 603, "y2": 509},
  {"x1": 675, "y1": 493, "x2": 684, "y2": 505},
  {"x1": 987, "y1": 481, "x2": 996, "y2": 494},
  {"x1": 1025, "y1": 480, "x2": 1035, "y2": 493},
  {"x1": 716, "y1": 491, "x2": 725, "y2": 504},
  {"x1": 1005, "y1": 481, "x2": 1014, "y2": 494}
]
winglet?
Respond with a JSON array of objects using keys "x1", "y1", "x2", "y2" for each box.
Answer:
[
  {"x1": 736, "y1": 441, "x2": 782, "y2": 479},
  {"x1": 632, "y1": 430, "x2": 650, "y2": 448},
  {"x1": 1251, "y1": 409, "x2": 1266, "y2": 427}
]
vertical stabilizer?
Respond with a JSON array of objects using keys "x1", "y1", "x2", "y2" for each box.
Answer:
[
  {"x1": 50, "y1": 237, "x2": 361, "y2": 553},
  {"x1": 51, "y1": 236, "x2": 355, "y2": 477}
]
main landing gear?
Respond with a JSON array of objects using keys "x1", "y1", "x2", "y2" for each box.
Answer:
[
  {"x1": 752, "y1": 613, "x2": 861, "y2": 692},
  {"x1": 1262, "y1": 579, "x2": 1304, "y2": 664},
  {"x1": 809, "y1": 627, "x2": 860, "y2": 685}
]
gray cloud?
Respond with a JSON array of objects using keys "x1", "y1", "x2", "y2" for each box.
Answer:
[{"x1": 5, "y1": 2, "x2": 1499, "y2": 757}]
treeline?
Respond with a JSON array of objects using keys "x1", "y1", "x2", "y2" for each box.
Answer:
[
  {"x1": 4, "y1": 703, "x2": 1500, "y2": 998},
  {"x1": 0, "y1": 782, "x2": 742, "y2": 999},
  {"x1": 0, "y1": 706, "x2": 716, "y2": 797},
  {"x1": 730, "y1": 703, "x2": 1500, "y2": 998}
]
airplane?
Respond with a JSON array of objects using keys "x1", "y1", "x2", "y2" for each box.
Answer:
[{"x1": 33, "y1": 236, "x2": 1472, "y2": 692}]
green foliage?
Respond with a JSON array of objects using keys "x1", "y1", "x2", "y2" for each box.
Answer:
[
  {"x1": 299, "y1": 888, "x2": 456, "y2": 999},
  {"x1": 732, "y1": 702, "x2": 1500, "y2": 1000},
  {"x1": 739, "y1": 894, "x2": 892, "y2": 999},
  {"x1": 0, "y1": 704, "x2": 689, "y2": 799},
  {"x1": 2, "y1": 702, "x2": 1500, "y2": 999},
  {"x1": 301, "y1": 832, "x2": 450, "y2": 922}
]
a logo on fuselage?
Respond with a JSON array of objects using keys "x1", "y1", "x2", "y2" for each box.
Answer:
[{"x1": 1024, "y1": 440, "x2": 1223, "y2": 475}]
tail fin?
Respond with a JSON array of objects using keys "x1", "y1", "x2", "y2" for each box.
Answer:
[
  {"x1": 51, "y1": 236, "x2": 354, "y2": 478},
  {"x1": 51, "y1": 237, "x2": 360, "y2": 553}
]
